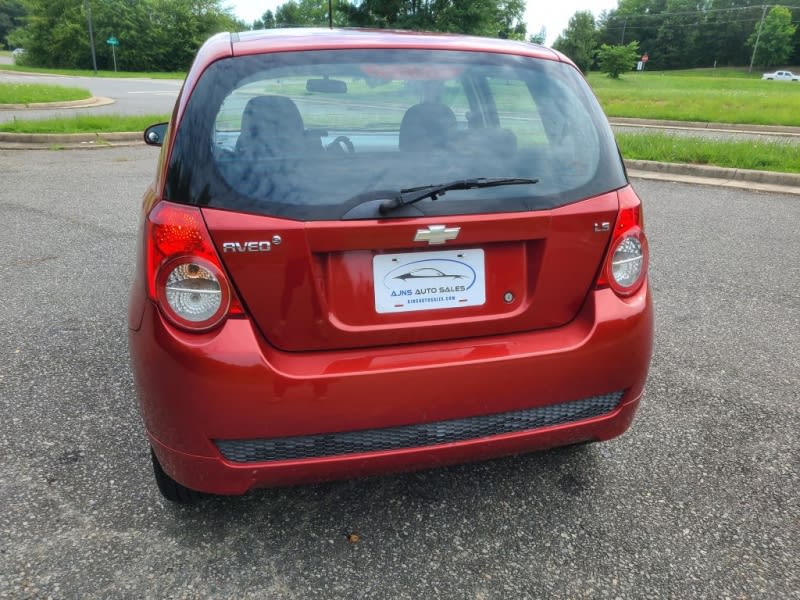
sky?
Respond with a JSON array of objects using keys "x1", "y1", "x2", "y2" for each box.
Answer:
[{"x1": 224, "y1": 0, "x2": 619, "y2": 45}]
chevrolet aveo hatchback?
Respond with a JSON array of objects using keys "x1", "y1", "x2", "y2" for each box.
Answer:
[{"x1": 129, "y1": 29, "x2": 653, "y2": 503}]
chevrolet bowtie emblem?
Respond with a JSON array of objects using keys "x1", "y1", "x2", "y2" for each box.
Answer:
[{"x1": 414, "y1": 225, "x2": 461, "y2": 245}]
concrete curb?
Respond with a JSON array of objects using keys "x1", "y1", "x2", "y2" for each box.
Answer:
[
  {"x1": 0, "y1": 130, "x2": 138, "y2": 144},
  {"x1": 625, "y1": 159, "x2": 800, "y2": 188},
  {"x1": 609, "y1": 117, "x2": 800, "y2": 136},
  {"x1": 0, "y1": 96, "x2": 115, "y2": 110},
  {"x1": 626, "y1": 161, "x2": 800, "y2": 196}
]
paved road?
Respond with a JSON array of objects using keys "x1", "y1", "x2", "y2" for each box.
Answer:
[
  {"x1": 0, "y1": 71, "x2": 180, "y2": 122},
  {"x1": 0, "y1": 146, "x2": 797, "y2": 598}
]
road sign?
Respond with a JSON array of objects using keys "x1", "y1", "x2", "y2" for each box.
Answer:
[{"x1": 106, "y1": 37, "x2": 119, "y2": 72}]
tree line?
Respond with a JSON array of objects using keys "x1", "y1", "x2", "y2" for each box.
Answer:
[
  {"x1": 2, "y1": 0, "x2": 526, "y2": 71},
  {"x1": 554, "y1": 2, "x2": 800, "y2": 73},
  {"x1": 253, "y1": 0, "x2": 526, "y2": 40},
  {"x1": 4, "y1": 0, "x2": 244, "y2": 71},
  {"x1": 5, "y1": 0, "x2": 796, "y2": 73}
]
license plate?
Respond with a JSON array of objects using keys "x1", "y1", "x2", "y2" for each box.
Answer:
[{"x1": 373, "y1": 249, "x2": 486, "y2": 314}]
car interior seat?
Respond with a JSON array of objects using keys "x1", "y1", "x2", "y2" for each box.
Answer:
[
  {"x1": 236, "y1": 95, "x2": 308, "y2": 159},
  {"x1": 398, "y1": 102, "x2": 457, "y2": 152}
]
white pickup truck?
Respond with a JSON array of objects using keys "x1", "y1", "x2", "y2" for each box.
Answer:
[{"x1": 761, "y1": 70, "x2": 800, "y2": 81}]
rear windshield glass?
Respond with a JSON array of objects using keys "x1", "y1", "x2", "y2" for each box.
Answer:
[{"x1": 166, "y1": 49, "x2": 626, "y2": 220}]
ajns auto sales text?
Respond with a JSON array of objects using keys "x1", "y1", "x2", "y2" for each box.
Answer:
[{"x1": 391, "y1": 285, "x2": 467, "y2": 297}]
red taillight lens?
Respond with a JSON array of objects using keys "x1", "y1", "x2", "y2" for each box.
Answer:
[
  {"x1": 597, "y1": 187, "x2": 649, "y2": 296},
  {"x1": 145, "y1": 202, "x2": 242, "y2": 331}
]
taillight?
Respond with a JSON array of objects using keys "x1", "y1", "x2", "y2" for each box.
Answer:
[
  {"x1": 145, "y1": 202, "x2": 242, "y2": 331},
  {"x1": 597, "y1": 187, "x2": 649, "y2": 297}
]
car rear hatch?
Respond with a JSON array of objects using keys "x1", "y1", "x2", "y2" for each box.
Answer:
[
  {"x1": 165, "y1": 43, "x2": 629, "y2": 351},
  {"x1": 202, "y1": 191, "x2": 618, "y2": 351}
]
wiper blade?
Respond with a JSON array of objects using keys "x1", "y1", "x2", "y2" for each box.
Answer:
[{"x1": 378, "y1": 177, "x2": 539, "y2": 215}]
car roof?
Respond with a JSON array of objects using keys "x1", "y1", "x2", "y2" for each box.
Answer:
[{"x1": 229, "y1": 27, "x2": 562, "y2": 62}]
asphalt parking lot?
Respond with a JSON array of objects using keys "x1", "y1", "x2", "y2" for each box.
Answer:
[{"x1": 0, "y1": 146, "x2": 797, "y2": 599}]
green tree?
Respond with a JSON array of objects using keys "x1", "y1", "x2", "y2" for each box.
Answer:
[
  {"x1": 596, "y1": 41, "x2": 639, "y2": 78},
  {"x1": 553, "y1": 11, "x2": 596, "y2": 73},
  {"x1": 594, "y1": 10, "x2": 618, "y2": 48},
  {"x1": 792, "y1": 8, "x2": 800, "y2": 65},
  {"x1": 275, "y1": 0, "x2": 319, "y2": 26},
  {"x1": 747, "y1": 5, "x2": 797, "y2": 68},
  {"x1": 611, "y1": 0, "x2": 665, "y2": 51},
  {"x1": 330, "y1": 0, "x2": 525, "y2": 38},
  {"x1": 273, "y1": 0, "x2": 349, "y2": 27},
  {"x1": 695, "y1": 0, "x2": 756, "y2": 67},
  {"x1": 346, "y1": 0, "x2": 411, "y2": 28},
  {"x1": 595, "y1": 0, "x2": 798, "y2": 70},
  {"x1": 494, "y1": 0, "x2": 527, "y2": 40},
  {"x1": 528, "y1": 26, "x2": 546, "y2": 45},
  {"x1": 252, "y1": 9, "x2": 276, "y2": 29},
  {"x1": 12, "y1": 0, "x2": 240, "y2": 71},
  {"x1": 431, "y1": 0, "x2": 524, "y2": 38},
  {"x1": 0, "y1": 0, "x2": 26, "y2": 49},
  {"x1": 14, "y1": 0, "x2": 87, "y2": 68},
  {"x1": 595, "y1": 0, "x2": 662, "y2": 64},
  {"x1": 653, "y1": 0, "x2": 699, "y2": 69}
]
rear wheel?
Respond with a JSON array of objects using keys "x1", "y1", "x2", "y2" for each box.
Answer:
[{"x1": 150, "y1": 448, "x2": 202, "y2": 504}]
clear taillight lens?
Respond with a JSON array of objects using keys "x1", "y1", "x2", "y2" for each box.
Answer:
[
  {"x1": 611, "y1": 235, "x2": 644, "y2": 289},
  {"x1": 159, "y1": 259, "x2": 230, "y2": 328}
]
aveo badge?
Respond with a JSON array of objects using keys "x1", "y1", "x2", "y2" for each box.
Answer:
[{"x1": 373, "y1": 249, "x2": 486, "y2": 314}]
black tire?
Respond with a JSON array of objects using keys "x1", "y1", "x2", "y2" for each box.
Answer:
[{"x1": 150, "y1": 448, "x2": 202, "y2": 504}]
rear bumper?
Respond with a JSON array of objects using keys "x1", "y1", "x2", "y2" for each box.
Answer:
[
  {"x1": 130, "y1": 284, "x2": 653, "y2": 495},
  {"x1": 150, "y1": 394, "x2": 640, "y2": 495}
]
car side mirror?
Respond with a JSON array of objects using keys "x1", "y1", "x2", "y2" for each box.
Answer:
[{"x1": 144, "y1": 122, "x2": 168, "y2": 147}]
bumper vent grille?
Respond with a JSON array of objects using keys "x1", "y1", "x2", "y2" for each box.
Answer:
[{"x1": 216, "y1": 391, "x2": 624, "y2": 463}]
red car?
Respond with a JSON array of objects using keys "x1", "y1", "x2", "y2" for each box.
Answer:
[{"x1": 129, "y1": 28, "x2": 653, "y2": 502}]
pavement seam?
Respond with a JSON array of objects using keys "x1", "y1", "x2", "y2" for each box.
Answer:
[{"x1": 608, "y1": 117, "x2": 800, "y2": 136}]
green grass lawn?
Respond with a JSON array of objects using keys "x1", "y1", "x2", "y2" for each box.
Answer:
[
  {"x1": 617, "y1": 132, "x2": 800, "y2": 174},
  {"x1": 0, "y1": 114, "x2": 168, "y2": 134},
  {"x1": 0, "y1": 82, "x2": 92, "y2": 104},
  {"x1": 588, "y1": 70, "x2": 800, "y2": 127},
  {"x1": 0, "y1": 64, "x2": 185, "y2": 79}
]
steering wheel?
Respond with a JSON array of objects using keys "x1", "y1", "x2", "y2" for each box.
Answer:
[{"x1": 326, "y1": 135, "x2": 355, "y2": 155}]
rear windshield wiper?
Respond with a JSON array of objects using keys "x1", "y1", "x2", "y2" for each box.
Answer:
[{"x1": 378, "y1": 177, "x2": 539, "y2": 215}]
